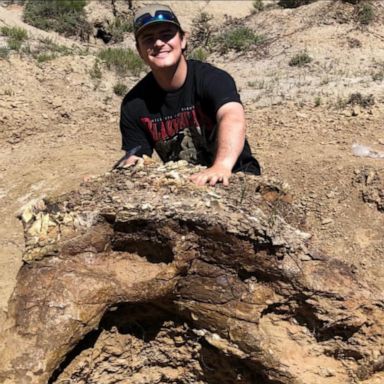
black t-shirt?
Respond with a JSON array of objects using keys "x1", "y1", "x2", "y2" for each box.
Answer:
[{"x1": 120, "y1": 59, "x2": 260, "y2": 174}]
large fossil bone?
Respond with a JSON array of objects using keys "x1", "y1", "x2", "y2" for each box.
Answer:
[{"x1": 1, "y1": 161, "x2": 383, "y2": 383}]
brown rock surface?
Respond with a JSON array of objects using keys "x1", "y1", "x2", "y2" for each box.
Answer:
[{"x1": 0, "y1": 160, "x2": 383, "y2": 384}]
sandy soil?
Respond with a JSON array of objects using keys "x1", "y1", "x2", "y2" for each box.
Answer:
[{"x1": 0, "y1": 0, "x2": 383, "y2": 320}]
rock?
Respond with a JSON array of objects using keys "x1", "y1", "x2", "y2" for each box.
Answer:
[
  {"x1": 354, "y1": 167, "x2": 384, "y2": 212},
  {"x1": 0, "y1": 162, "x2": 383, "y2": 384}
]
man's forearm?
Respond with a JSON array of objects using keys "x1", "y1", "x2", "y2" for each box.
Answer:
[
  {"x1": 189, "y1": 102, "x2": 246, "y2": 186},
  {"x1": 213, "y1": 103, "x2": 246, "y2": 171}
]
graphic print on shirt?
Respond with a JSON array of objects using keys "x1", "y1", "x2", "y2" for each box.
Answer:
[{"x1": 139, "y1": 105, "x2": 215, "y2": 165}]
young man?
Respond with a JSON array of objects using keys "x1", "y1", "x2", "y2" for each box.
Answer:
[{"x1": 119, "y1": 4, "x2": 260, "y2": 186}]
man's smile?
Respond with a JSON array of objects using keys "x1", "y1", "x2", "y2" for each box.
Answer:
[{"x1": 153, "y1": 50, "x2": 171, "y2": 57}]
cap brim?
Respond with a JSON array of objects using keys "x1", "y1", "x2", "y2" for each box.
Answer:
[{"x1": 135, "y1": 20, "x2": 181, "y2": 39}]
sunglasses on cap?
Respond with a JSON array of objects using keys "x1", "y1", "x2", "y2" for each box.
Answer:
[{"x1": 134, "y1": 10, "x2": 180, "y2": 38}]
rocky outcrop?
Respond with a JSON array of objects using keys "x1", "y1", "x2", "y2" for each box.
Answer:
[
  {"x1": 354, "y1": 167, "x2": 384, "y2": 212},
  {"x1": 0, "y1": 159, "x2": 383, "y2": 384}
]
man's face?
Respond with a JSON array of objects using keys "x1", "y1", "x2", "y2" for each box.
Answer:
[{"x1": 136, "y1": 23, "x2": 186, "y2": 71}]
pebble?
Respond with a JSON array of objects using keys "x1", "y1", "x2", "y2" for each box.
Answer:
[
  {"x1": 321, "y1": 218, "x2": 333, "y2": 225},
  {"x1": 141, "y1": 203, "x2": 153, "y2": 211}
]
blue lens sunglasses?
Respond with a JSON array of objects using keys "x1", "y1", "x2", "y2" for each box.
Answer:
[{"x1": 134, "y1": 10, "x2": 179, "y2": 36}]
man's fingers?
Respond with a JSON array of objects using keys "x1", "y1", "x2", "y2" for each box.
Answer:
[
  {"x1": 209, "y1": 175, "x2": 219, "y2": 186},
  {"x1": 122, "y1": 155, "x2": 140, "y2": 168},
  {"x1": 190, "y1": 171, "x2": 231, "y2": 187},
  {"x1": 190, "y1": 173, "x2": 208, "y2": 186},
  {"x1": 222, "y1": 176, "x2": 229, "y2": 187},
  {"x1": 196, "y1": 175, "x2": 209, "y2": 186}
]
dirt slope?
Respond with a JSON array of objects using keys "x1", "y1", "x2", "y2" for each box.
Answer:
[{"x1": 0, "y1": 0, "x2": 383, "y2": 364}]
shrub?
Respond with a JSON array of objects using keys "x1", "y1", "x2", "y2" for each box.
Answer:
[
  {"x1": 356, "y1": 3, "x2": 374, "y2": 25},
  {"x1": 7, "y1": 38, "x2": 23, "y2": 51},
  {"x1": 0, "y1": 47, "x2": 10, "y2": 59},
  {"x1": 39, "y1": 37, "x2": 72, "y2": 54},
  {"x1": 113, "y1": 82, "x2": 128, "y2": 96},
  {"x1": 347, "y1": 92, "x2": 374, "y2": 108},
  {"x1": 188, "y1": 47, "x2": 209, "y2": 62},
  {"x1": 107, "y1": 16, "x2": 133, "y2": 43},
  {"x1": 336, "y1": 96, "x2": 347, "y2": 110},
  {"x1": 1, "y1": 26, "x2": 28, "y2": 51},
  {"x1": 22, "y1": 37, "x2": 74, "y2": 61},
  {"x1": 23, "y1": 0, "x2": 92, "y2": 40},
  {"x1": 289, "y1": 51, "x2": 312, "y2": 67},
  {"x1": 214, "y1": 26, "x2": 265, "y2": 54},
  {"x1": 0, "y1": 26, "x2": 28, "y2": 41},
  {"x1": 189, "y1": 12, "x2": 214, "y2": 51},
  {"x1": 278, "y1": 0, "x2": 316, "y2": 8},
  {"x1": 98, "y1": 48, "x2": 144, "y2": 76},
  {"x1": 90, "y1": 59, "x2": 102, "y2": 79},
  {"x1": 2, "y1": 0, "x2": 26, "y2": 4},
  {"x1": 36, "y1": 52, "x2": 56, "y2": 62},
  {"x1": 253, "y1": 0, "x2": 264, "y2": 12}
]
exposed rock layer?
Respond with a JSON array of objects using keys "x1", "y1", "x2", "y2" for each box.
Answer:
[{"x1": 1, "y1": 160, "x2": 383, "y2": 384}]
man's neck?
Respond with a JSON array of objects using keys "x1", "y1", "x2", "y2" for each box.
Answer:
[{"x1": 152, "y1": 56, "x2": 188, "y2": 92}]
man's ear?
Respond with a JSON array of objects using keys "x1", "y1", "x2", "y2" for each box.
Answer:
[
  {"x1": 136, "y1": 41, "x2": 145, "y2": 60},
  {"x1": 181, "y1": 31, "x2": 189, "y2": 51}
]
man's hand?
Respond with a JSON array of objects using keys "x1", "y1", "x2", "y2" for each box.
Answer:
[
  {"x1": 121, "y1": 155, "x2": 141, "y2": 168},
  {"x1": 190, "y1": 164, "x2": 232, "y2": 186}
]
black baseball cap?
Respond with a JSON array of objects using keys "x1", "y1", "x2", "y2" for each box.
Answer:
[{"x1": 133, "y1": 4, "x2": 182, "y2": 39}]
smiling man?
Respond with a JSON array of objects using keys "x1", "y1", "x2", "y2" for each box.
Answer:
[{"x1": 119, "y1": 3, "x2": 260, "y2": 186}]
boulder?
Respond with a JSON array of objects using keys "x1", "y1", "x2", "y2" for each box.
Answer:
[{"x1": 0, "y1": 160, "x2": 383, "y2": 383}]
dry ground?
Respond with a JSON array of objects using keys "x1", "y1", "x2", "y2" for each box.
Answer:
[{"x1": 0, "y1": 0, "x2": 383, "y2": 327}]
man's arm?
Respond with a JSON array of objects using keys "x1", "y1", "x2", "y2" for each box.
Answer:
[{"x1": 190, "y1": 101, "x2": 245, "y2": 186}]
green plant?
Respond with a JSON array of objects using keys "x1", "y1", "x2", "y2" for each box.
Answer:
[
  {"x1": 22, "y1": 37, "x2": 74, "y2": 61},
  {"x1": 98, "y1": 48, "x2": 144, "y2": 76},
  {"x1": 278, "y1": 0, "x2": 316, "y2": 8},
  {"x1": 39, "y1": 37, "x2": 72, "y2": 54},
  {"x1": 0, "y1": 47, "x2": 10, "y2": 59},
  {"x1": 2, "y1": 0, "x2": 26, "y2": 4},
  {"x1": 0, "y1": 26, "x2": 28, "y2": 40},
  {"x1": 347, "y1": 92, "x2": 374, "y2": 108},
  {"x1": 289, "y1": 51, "x2": 312, "y2": 67},
  {"x1": 107, "y1": 16, "x2": 133, "y2": 43},
  {"x1": 213, "y1": 26, "x2": 265, "y2": 53},
  {"x1": 253, "y1": 0, "x2": 264, "y2": 12},
  {"x1": 7, "y1": 39, "x2": 23, "y2": 51},
  {"x1": 36, "y1": 52, "x2": 57, "y2": 62},
  {"x1": 314, "y1": 96, "x2": 322, "y2": 107},
  {"x1": 0, "y1": 26, "x2": 28, "y2": 51},
  {"x1": 336, "y1": 96, "x2": 347, "y2": 109},
  {"x1": 23, "y1": 0, "x2": 92, "y2": 40},
  {"x1": 356, "y1": 3, "x2": 374, "y2": 25},
  {"x1": 113, "y1": 82, "x2": 128, "y2": 96},
  {"x1": 188, "y1": 47, "x2": 209, "y2": 62},
  {"x1": 90, "y1": 59, "x2": 102, "y2": 79},
  {"x1": 189, "y1": 12, "x2": 214, "y2": 51}
]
